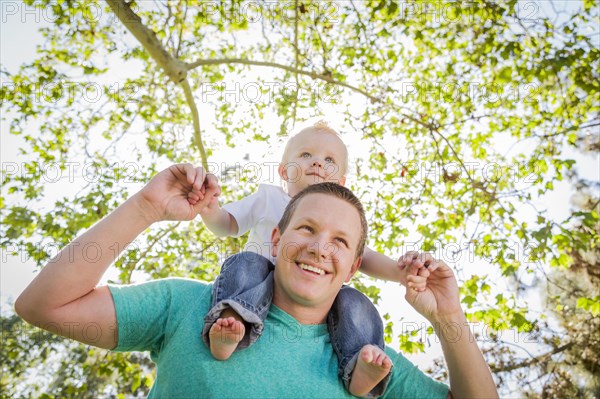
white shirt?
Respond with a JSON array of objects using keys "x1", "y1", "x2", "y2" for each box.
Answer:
[{"x1": 223, "y1": 184, "x2": 291, "y2": 262}]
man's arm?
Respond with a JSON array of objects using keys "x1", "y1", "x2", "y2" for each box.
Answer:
[
  {"x1": 401, "y1": 252, "x2": 498, "y2": 399},
  {"x1": 15, "y1": 164, "x2": 218, "y2": 350}
]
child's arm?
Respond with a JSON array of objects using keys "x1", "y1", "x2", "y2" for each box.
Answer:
[
  {"x1": 188, "y1": 172, "x2": 237, "y2": 237},
  {"x1": 360, "y1": 247, "x2": 408, "y2": 285},
  {"x1": 200, "y1": 201, "x2": 239, "y2": 237}
]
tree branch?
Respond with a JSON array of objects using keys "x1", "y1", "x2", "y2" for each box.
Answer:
[
  {"x1": 125, "y1": 222, "x2": 181, "y2": 283},
  {"x1": 490, "y1": 342, "x2": 574, "y2": 373},
  {"x1": 181, "y1": 79, "x2": 208, "y2": 169},
  {"x1": 186, "y1": 57, "x2": 380, "y2": 103},
  {"x1": 291, "y1": 0, "x2": 299, "y2": 128},
  {"x1": 106, "y1": 0, "x2": 207, "y2": 166},
  {"x1": 106, "y1": 0, "x2": 187, "y2": 83},
  {"x1": 106, "y1": 0, "x2": 452, "y2": 171},
  {"x1": 534, "y1": 121, "x2": 600, "y2": 139},
  {"x1": 186, "y1": 57, "x2": 438, "y2": 134}
]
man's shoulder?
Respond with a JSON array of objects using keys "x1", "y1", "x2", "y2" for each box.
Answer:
[
  {"x1": 108, "y1": 278, "x2": 214, "y2": 353},
  {"x1": 125, "y1": 276, "x2": 210, "y2": 289},
  {"x1": 383, "y1": 345, "x2": 403, "y2": 365},
  {"x1": 383, "y1": 345, "x2": 449, "y2": 398},
  {"x1": 110, "y1": 278, "x2": 212, "y2": 304},
  {"x1": 383, "y1": 345, "x2": 422, "y2": 371},
  {"x1": 156, "y1": 277, "x2": 212, "y2": 299},
  {"x1": 159, "y1": 276, "x2": 211, "y2": 287}
]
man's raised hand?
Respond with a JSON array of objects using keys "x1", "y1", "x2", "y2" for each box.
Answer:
[
  {"x1": 135, "y1": 164, "x2": 221, "y2": 223},
  {"x1": 399, "y1": 251, "x2": 461, "y2": 324}
]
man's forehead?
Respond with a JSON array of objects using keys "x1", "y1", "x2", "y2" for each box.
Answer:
[{"x1": 291, "y1": 193, "x2": 361, "y2": 230}]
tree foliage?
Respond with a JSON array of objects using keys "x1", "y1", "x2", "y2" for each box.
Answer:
[{"x1": 1, "y1": 0, "x2": 598, "y2": 396}]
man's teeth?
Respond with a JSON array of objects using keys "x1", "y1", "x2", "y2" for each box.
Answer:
[{"x1": 298, "y1": 263, "x2": 325, "y2": 275}]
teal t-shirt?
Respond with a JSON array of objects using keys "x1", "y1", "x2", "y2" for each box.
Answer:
[{"x1": 109, "y1": 278, "x2": 448, "y2": 398}]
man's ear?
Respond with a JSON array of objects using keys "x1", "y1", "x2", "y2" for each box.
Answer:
[
  {"x1": 278, "y1": 163, "x2": 288, "y2": 182},
  {"x1": 337, "y1": 175, "x2": 347, "y2": 187},
  {"x1": 271, "y1": 227, "x2": 282, "y2": 259},
  {"x1": 344, "y1": 256, "x2": 362, "y2": 283}
]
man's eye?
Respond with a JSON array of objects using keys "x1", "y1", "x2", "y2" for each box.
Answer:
[
  {"x1": 325, "y1": 157, "x2": 335, "y2": 163},
  {"x1": 335, "y1": 237, "x2": 348, "y2": 247},
  {"x1": 301, "y1": 152, "x2": 311, "y2": 158},
  {"x1": 299, "y1": 225, "x2": 313, "y2": 232}
]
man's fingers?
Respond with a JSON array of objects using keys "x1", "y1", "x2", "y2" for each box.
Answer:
[
  {"x1": 417, "y1": 267, "x2": 430, "y2": 278},
  {"x1": 188, "y1": 191, "x2": 202, "y2": 202},
  {"x1": 204, "y1": 174, "x2": 220, "y2": 194},
  {"x1": 171, "y1": 163, "x2": 205, "y2": 189},
  {"x1": 175, "y1": 163, "x2": 194, "y2": 185},
  {"x1": 426, "y1": 260, "x2": 447, "y2": 273},
  {"x1": 192, "y1": 167, "x2": 207, "y2": 191},
  {"x1": 191, "y1": 176, "x2": 220, "y2": 212},
  {"x1": 420, "y1": 253, "x2": 435, "y2": 267},
  {"x1": 407, "y1": 260, "x2": 424, "y2": 275}
]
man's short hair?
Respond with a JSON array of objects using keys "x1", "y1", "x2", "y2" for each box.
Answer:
[{"x1": 277, "y1": 182, "x2": 367, "y2": 260}]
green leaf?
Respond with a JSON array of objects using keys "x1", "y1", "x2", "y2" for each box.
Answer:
[{"x1": 577, "y1": 296, "x2": 600, "y2": 316}]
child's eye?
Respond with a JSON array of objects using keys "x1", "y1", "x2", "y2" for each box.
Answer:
[
  {"x1": 325, "y1": 156, "x2": 335, "y2": 163},
  {"x1": 301, "y1": 152, "x2": 311, "y2": 159}
]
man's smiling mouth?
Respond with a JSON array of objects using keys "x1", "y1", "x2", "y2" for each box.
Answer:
[{"x1": 297, "y1": 262, "x2": 326, "y2": 275}]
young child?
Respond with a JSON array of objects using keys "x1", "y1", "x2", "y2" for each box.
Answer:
[{"x1": 192, "y1": 121, "x2": 412, "y2": 398}]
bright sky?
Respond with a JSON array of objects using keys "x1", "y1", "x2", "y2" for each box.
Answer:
[{"x1": 1, "y1": 1, "x2": 598, "y2": 394}]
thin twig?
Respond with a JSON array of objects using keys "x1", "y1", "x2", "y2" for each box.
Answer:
[
  {"x1": 125, "y1": 222, "x2": 181, "y2": 283},
  {"x1": 490, "y1": 342, "x2": 574, "y2": 373},
  {"x1": 186, "y1": 57, "x2": 379, "y2": 103},
  {"x1": 180, "y1": 79, "x2": 208, "y2": 169}
]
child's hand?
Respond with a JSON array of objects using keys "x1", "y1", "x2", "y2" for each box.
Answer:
[
  {"x1": 397, "y1": 252, "x2": 429, "y2": 289},
  {"x1": 135, "y1": 164, "x2": 220, "y2": 222},
  {"x1": 187, "y1": 172, "x2": 220, "y2": 213}
]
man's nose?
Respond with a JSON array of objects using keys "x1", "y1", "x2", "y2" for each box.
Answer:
[{"x1": 307, "y1": 235, "x2": 333, "y2": 260}]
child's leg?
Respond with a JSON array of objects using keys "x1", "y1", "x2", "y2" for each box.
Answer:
[
  {"x1": 350, "y1": 345, "x2": 393, "y2": 397},
  {"x1": 208, "y1": 308, "x2": 246, "y2": 360},
  {"x1": 202, "y1": 252, "x2": 275, "y2": 359},
  {"x1": 327, "y1": 286, "x2": 392, "y2": 398}
]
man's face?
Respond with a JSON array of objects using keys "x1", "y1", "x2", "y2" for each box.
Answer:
[
  {"x1": 271, "y1": 193, "x2": 362, "y2": 314},
  {"x1": 279, "y1": 130, "x2": 347, "y2": 194}
]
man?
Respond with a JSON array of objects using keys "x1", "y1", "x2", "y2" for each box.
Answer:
[{"x1": 16, "y1": 164, "x2": 498, "y2": 398}]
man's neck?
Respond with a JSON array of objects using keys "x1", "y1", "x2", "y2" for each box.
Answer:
[{"x1": 272, "y1": 293, "x2": 330, "y2": 325}]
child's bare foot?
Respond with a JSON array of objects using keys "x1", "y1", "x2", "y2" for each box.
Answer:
[
  {"x1": 348, "y1": 344, "x2": 393, "y2": 397},
  {"x1": 209, "y1": 317, "x2": 245, "y2": 360}
]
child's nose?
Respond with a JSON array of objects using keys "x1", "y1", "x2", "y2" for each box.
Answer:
[{"x1": 312, "y1": 159, "x2": 323, "y2": 167}]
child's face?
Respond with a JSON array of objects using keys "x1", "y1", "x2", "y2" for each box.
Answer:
[{"x1": 279, "y1": 129, "x2": 347, "y2": 195}]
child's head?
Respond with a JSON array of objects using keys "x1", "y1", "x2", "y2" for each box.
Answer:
[{"x1": 278, "y1": 121, "x2": 349, "y2": 197}]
